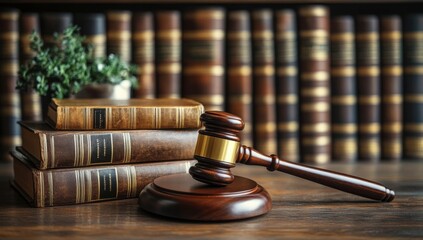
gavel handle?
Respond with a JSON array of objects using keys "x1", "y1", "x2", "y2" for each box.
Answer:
[{"x1": 237, "y1": 146, "x2": 395, "y2": 202}]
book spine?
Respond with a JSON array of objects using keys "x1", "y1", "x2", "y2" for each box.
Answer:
[
  {"x1": 330, "y1": 16, "x2": 357, "y2": 162},
  {"x1": 356, "y1": 15, "x2": 380, "y2": 161},
  {"x1": 380, "y1": 15, "x2": 402, "y2": 161},
  {"x1": 155, "y1": 11, "x2": 181, "y2": 99},
  {"x1": 404, "y1": 14, "x2": 423, "y2": 159},
  {"x1": 51, "y1": 105, "x2": 203, "y2": 130},
  {"x1": 40, "y1": 12, "x2": 72, "y2": 47},
  {"x1": 132, "y1": 12, "x2": 155, "y2": 98},
  {"x1": 106, "y1": 11, "x2": 131, "y2": 63},
  {"x1": 275, "y1": 9, "x2": 299, "y2": 162},
  {"x1": 226, "y1": 10, "x2": 253, "y2": 147},
  {"x1": 19, "y1": 13, "x2": 42, "y2": 122},
  {"x1": 13, "y1": 152, "x2": 193, "y2": 207},
  {"x1": 0, "y1": 9, "x2": 21, "y2": 161},
  {"x1": 74, "y1": 13, "x2": 106, "y2": 58},
  {"x1": 182, "y1": 8, "x2": 226, "y2": 111},
  {"x1": 24, "y1": 129, "x2": 198, "y2": 169},
  {"x1": 299, "y1": 6, "x2": 330, "y2": 164},
  {"x1": 251, "y1": 9, "x2": 277, "y2": 154}
]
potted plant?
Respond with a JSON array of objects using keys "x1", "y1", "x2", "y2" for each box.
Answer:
[{"x1": 17, "y1": 25, "x2": 137, "y2": 117}]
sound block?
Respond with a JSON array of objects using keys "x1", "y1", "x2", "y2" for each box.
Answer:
[{"x1": 139, "y1": 173, "x2": 272, "y2": 221}]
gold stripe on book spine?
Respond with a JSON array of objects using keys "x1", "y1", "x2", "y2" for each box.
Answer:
[
  {"x1": 255, "y1": 94, "x2": 276, "y2": 105},
  {"x1": 404, "y1": 32, "x2": 423, "y2": 39},
  {"x1": 156, "y1": 30, "x2": 181, "y2": 39},
  {"x1": 300, "y1": 30, "x2": 328, "y2": 38},
  {"x1": 301, "y1": 71, "x2": 329, "y2": 81},
  {"x1": 256, "y1": 122, "x2": 277, "y2": 132},
  {"x1": 131, "y1": 166, "x2": 137, "y2": 198},
  {"x1": 184, "y1": 11, "x2": 224, "y2": 19},
  {"x1": 276, "y1": 31, "x2": 295, "y2": 40},
  {"x1": 358, "y1": 123, "x2": 380, "y2": 133},
  {"x1": 184, "y1": 66, "x2": 224, "y2": 76},
  {"x1": 301, "y1": 102, "x2": 330, "y2": 112},
  {"x1": 299, "y1": 7, "x2": 328, "y2": 17},
  {"x1": 254, "y1": 66, "x2": 275, "y2": 76},
  {"x1": 107, "y1": 12, "x2": 131, "y2": 21},
  {"x1": 41, "y1": 134, "x2": 48, "y2": 169},
  {"x1": 331, "y1": 67, "x2": 355, "y2": 77},
  {"x1": 50, "y1": 136, "x2": 55, "y2": 169},
  {"x1": 229, "y1": 94, "x2": 252, "y2": 104},
  {"x1": 277, "y1": 94, "x2": 297, "y2": 104},
  {"x1": 252, "y1": 30, "x2": 273, "y2": 40},
  {"x1": 332, "y1": 95, "x2": 356, "y2": 105},
  {"x1": 358, "y1": 139, "x2": 380, "y2": 155},
  {"x1": 302, "y1": 123, "x2": 330, "y2": 133},
  {"x1": 382, "y1": 95, "x2": 402, "y2": 104},
  {"x1": 48, "y1": 172, "x2": 54, "y2": 206},
  {"x1": 0, "y1": 12, "x2": 18, "y2": 20},
  {"x1": 107, "y1": 31, "x2": 131, "y2": 40},
  {"x1": 0, "y1": 32, "x2": 18, "y2": 41},
  {"x1": 381, "y1": 31, "x2": 402, "y2": 40},
  {"x1": 183, "y1": 30, "x2": 224, "y2": 40},
  {"x1": 358, "y1": 96, "x2": 380, "y2": 105},
  {"x1": 277, "y1": 66, "x2": 297, "y2": 76},
  {"x1": 157, "y1": 63, "x2": 181, "y2": 74},
  {"x1": 333, "y1": 139, "x2": 357, "y2": 154},
  {"x1": 278, "y1": 121, "x2": 298, "y2": 131},
  {"x1": 356, "y1": 33, "x2": 379, "y2": 41},
  {"x1": 132, "y1": 31, "x2": 154, "y2": 40},
  {"x1": 404, "y1": 95, "x2": 423, "y2": 102},
  {"x1": 228, "y1": 66, "x2": 251, "y2": 76},
  {"x1": 404, "y1": 123, "x2": 423, "y2": 132},
  {"x1": 303, "y1": 154, "x2": 330, "y2": 164},
  {"x1": 332, "y1": 124, "x2": 357, "y2": 134},
  {"x1": 405, "y1": 138, "x2": 423, "y2": 158},
  {"x1": 331, "y1": 33, "x2": 354, "y2": 41},
  {"x1": 227, "y1": 31, "x2": 250, "y2": 40},
  {"x1": 382, "y1": 123, "x2": 402, "y2": 133},
  {"x1": 75, "y1": 170, "x2": 81, "y2": 204},
  {"x1": 302, "y1": 87, "x2": 329, "y2": 97},
  {"x1": 404, "y1": 66, "x2": 423, "y2": 74},
  {"x1": 123, "y1": 133, "x2": 131, "y2": 163},
  {"x1": 357, "y1": 66, "x2": 380, "y2": 76},
  {"x1": 86, "y1": 134, "x2": 91, "y2": 166},
  {"x1": 73, "y1": 135, "x2": 78, "y2": 167},
  {"x1": 382, "y1": 66, "x2": 402, "y2": 76}
]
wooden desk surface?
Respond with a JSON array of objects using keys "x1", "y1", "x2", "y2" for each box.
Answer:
[{"x1": 0, "y1": 161, "x2": 422, "y2": 239}]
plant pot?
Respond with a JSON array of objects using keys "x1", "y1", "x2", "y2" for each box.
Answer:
[{"x1": 74, "y1": 80, "x2": 131, "y2": 100}]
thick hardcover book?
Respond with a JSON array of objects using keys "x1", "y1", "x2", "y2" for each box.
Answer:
[
  {"x1": 74, "y1": 13, "x2": 106, "y2": 58},
  {"x1": 132, "y1": 12, "x2": 155, "y2": 98},
  {"x1": 40, "y1": 12, "x2": 72, "y2": 47},
  {"x1": 275, "y1": 9, "x2": 298, "y2": 162},
  {"x1": 182, "y1": 8, "x2": 226, "y2": 111},
  {"x1": 19, "y1": 12, "x2": 42, "y2": 122},
  {"x1": 356, "y1": 15, "x2": 380, "y2": 161},
  {"x1": 298, "y1": 6, "x2": 330, "y2": 164},
  {"x1": 155, "y1": 10, "x2": 181, "y2": 99},
  {"x1": 226, "y1": 10, "x2": 253, "y2": 147},
  {"x1": 0, "y1": 8, "x2": 21, "y2": 161},
  {"x1": 46, "y1": 98, "x2": 204, "y2": 130},
  {"x1": 380, "y1": 15, "x2": 402, "y2": 161},
  {"x1": 330, "y1": 16, "x2": 357, "y2": 162},
  {"x1": 404, "y1": 14, "x2": 423, "y2": 159},
  {"x1": 251, "y1": 9, "x2": 277, "y2": 154},
  {"x1": 106, "y1": 11, "x2": 131, "y2": 63},
  {"x1": 19, "y1": 121, "x2": 198, "y2": 169},
  {"x1": 11, "y1": 150, "x2": 194, "y2": 207}
]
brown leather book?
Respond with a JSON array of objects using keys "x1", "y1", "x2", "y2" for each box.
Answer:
[
  {"x1": 403, "y1": 14, "x2": 423, "y2": 160},
  {"x1": 251, "y1": 9, "x2": 277, "y2": 154},
  {"x1": 19, "y1": 12, "x2": 42, "y2": 122},
  {"x1": 380, "y1": 15, "x2": 402, "y2": 161},
  {"x1": 356, "y1": 15, "x2": 380, "y2": 162},
  {"x1": 40, "y1": 12, "x2": 72, "y2": 48},
  {"x1": 132, "y1": 12, "x2": 155, "y2": 98},
  {"x1": 275, "y1": 9, "x2": 298, "y2": 162},
  {"x1": 0, "y1": 8, "x2": 21, "y2": 161},
  {"x1": 46, "y1": 98, "x2": 204, "y2": 130},
  {"x1": 298, "y1": 6, "x2": 330, "y2": 164},
  {"x1": 74, "y1": 13, "x2": 106, "y2": 58},
  {"x1": 330, "y1": 16, "x2": 357, "y2": 162},
  {"x1": 106, "y1": 11, "x2": 131, "y2": 63},
  {"x1": 19, "y1": 121, "x2": 198, "y2": 169},
  {"x1": 155, "y1": 10, "x2": 181, "y2": 99},
  {"x1": 182, "y1": 8, "x2": 226, "y2": 111},
  {"x1": 226, "y1": 10, "x2": 253, "y2": 147},
  {"x1": 11, "y1": 150, "x2": 195, "y2": 207}
]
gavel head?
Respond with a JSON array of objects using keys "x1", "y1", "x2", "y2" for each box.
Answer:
[{"x1": 189, "y1": 111, "x2": 244, "y2": 186}]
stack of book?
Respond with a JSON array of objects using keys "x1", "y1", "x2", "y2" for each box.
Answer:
[{"x1": 11, "y1": 98, "x2": 204, "y2": 207}]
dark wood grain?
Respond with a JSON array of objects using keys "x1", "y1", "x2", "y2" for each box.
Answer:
[{"x1": 0, "y1": 161, "x2": 422, "y2": 239}]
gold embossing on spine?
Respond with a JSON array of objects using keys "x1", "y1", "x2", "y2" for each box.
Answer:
[
  {"x1": 194, "y1": 134, "x2": 240, "y2": 164},
  {"x1": 50, "y1": 136, "x2": 55, "y2": 168},
  {"x1": 47, "y1": 172, "x2": 53, "y2": 206}
]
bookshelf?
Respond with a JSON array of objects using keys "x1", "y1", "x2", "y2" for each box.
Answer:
[{"x1": 1, "y1": 0, "x2": 423, "y2": 163}]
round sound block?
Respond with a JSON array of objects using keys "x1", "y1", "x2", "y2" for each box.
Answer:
[{"x1": 139, "y1": 173, "x2": 272, "y2": 221}]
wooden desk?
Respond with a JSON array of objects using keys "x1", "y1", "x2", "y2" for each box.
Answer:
[{"x1": 0, "y1": 161, "x2": 422, "y2": 239}]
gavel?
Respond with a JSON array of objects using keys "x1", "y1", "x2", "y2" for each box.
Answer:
[{"x1": 189, "y1": 111, "x2": 395, "y2": 202}]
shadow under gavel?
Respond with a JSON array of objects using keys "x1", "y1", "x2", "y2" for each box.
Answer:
[{"x1": 189, "y1": 111, "x2": 395, "y2": 202}]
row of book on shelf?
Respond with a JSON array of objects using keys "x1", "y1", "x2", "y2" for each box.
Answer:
[
  {"x1": 12, "y1": 98, "x2": 204, "y2": 207},
  {"x1": 1, "y1": 5, "x2": 423, "y2": 165}
]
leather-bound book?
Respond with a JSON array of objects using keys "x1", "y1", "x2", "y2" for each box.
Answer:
[
  {"x1": 298, "y1": 6, "x2": 330, "y2": 164},
  {"x1": 356, "y1": 15, "x2": 380, "y2": 161},
  {"x1": 11, "y1": 150, "x2": 195, "y2": 207},
  {"x1": 40, "y1": 12, "x2": 72, "y2": 47},
  {"x1": 19, "y1": 121, "x2": 198, "y2": 169},
  {"x1": 155, "y1": 10, "x2": 181, "y2": 99},
  {"x1": 404, "y1": 14, "x2": 423, "y2": 159},
  {"x1": 19, "y1": 12, "x2": 42, "y2": 122},
  {"x1": 182, "y1": 8, "x2": 225, "y2": 111},
  {"x1": 251, "y1": 9, "x2": 277, "y2": 154},
  {"x1": 74, "y1": 13, "x2": 106, "y2": 58},
  {"x1": 106, "y1": 11, "x2": 131, "y2": 63},
  {"x1": 0, "y1": 8, "x2": 21, "y2": 161},
  {"x1": 275, "y1": 9, "x2": 298, "y2": 162},
  {"x1": 46, "y1": 98, "x2": 204, "y2": 130},
  {"x1": 226, "y1": 10, "x2": 253, "y2": 147},
  {"x1": 330, "y1": 16, "x2": 356, "y2": 162},
  {"x1": 132, "y1": 12, "x2": 155, "y2": 98},
  {"x1": 380, "y1": 15, "x2": 402, "y2": 161}
]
